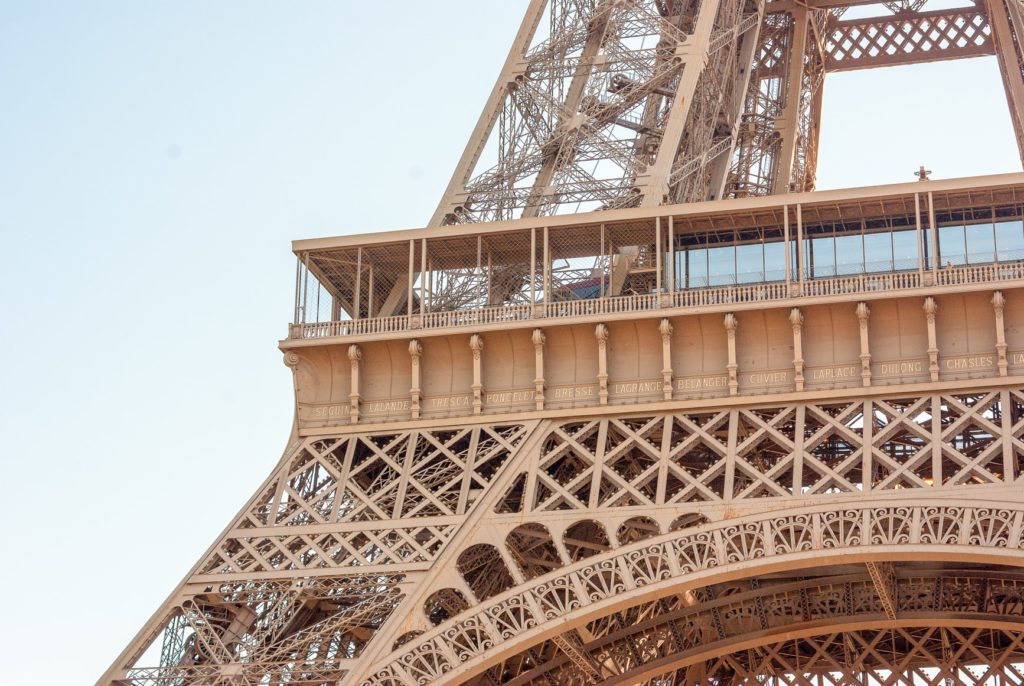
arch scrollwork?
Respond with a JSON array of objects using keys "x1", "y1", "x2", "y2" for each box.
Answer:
[{"x1": 361, "y1": 500, "x2": 1024, "y2": 686}]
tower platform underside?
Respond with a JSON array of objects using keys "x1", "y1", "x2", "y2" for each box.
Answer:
[{"x1": 100, "y1": 173, "x2": 1024, "y2": 686}]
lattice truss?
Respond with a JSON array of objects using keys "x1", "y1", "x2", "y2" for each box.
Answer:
[
  {"x1": 432, "y1": 0, "x2": 765, "y2": 225},
  {"x1": 725, "y1": 4, "x2": 832, "y2": 199},
  {"x1": 825, "y1": 5, "x2": 995, "y2": 72},
  {"x1": 111, "y1": 424, "x2": 530, "y2": 686},
  {"x1": 433, "y1": 0, "x2": 1024, "y2": 223},
  {"x1": 411, "y1": 221, "x2": 659, "y2": 313},
  {"x1": 105, "y1": 388, "x2": 1024, "y2": 686},
  {"x1": 993, "y1": 0, "x2": 1024, "y2": 159},
  {"x1": 496, "y1": 389, "x2": 1024, "y2": 514},
  {"x1": 370, "y1": 502, "x2": 1024, "y2": 686},
  {"x1": 472, "y1": 575, "x2": 1024, "y2": 686}
]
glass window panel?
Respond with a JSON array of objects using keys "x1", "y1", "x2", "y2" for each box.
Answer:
[
  {"x1": 736, "y1": 243, "x2": 764, "y2": 284},
  {"x1": 965, "y1": 223, "x2": 996, "y2": 264},
  {"x1": 834, "y1": 234, "x2": 863, "y2": 276},
  {"x1": 891, "y1": 229, "x2": 918, "y2": 271},
  {"x1": 765, "y1": 241, "x2": 786, "y2": 282},
  {"x1": 939, "y1": 225, "x2": 966, "y2": 266},
  {"x1": 707, "y1": 245, "x2": 736, "y2": 286},
  {"x1": 688, "y1": 248, "x2": 708, "y2": 288},
  {"x1": 996, "y1": 220, "x2": 1024, "y2": 261},
  {"x1": 811, "y1": 237, "x2": 836, "y2": 278},
  {"x1": 863, "y1": 232, "x2": 893, "y2": 273}
]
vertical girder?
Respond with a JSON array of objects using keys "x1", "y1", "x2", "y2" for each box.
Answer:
[
  {"x1": 431, "y1": 0, "x2": 771, "y2": 225},
  {"x1": 989, "y1": 0, "x2": 1024, "y2": 161},
  {"x1": 770, "y1": 5, "x2": 809, "y2": 194}
]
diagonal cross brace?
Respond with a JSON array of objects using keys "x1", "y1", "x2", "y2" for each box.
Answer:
[{"x1": 865, "y1": 561, "x2": 898, "y2": 620}]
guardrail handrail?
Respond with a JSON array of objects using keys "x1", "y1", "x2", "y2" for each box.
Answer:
[{"x1": 288, "y1": 261, "x2": 1024, "y2": 340}]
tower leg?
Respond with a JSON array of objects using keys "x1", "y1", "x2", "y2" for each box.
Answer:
[
  {"x1": 637, "y1": 0, "x2": 725, "y2": 207},
  {"x1": 707, "y1": 13, "x2": 765, "y2": 201},
  {"x1": 989, "y1": 0, "x2": 1024, "y2": 164},
  {"x1": 429, "y1": 0, "x2": 548, "y2": 227},
  {"x1": 771, "y1": 7, "x2": 808, "y2": 195}
]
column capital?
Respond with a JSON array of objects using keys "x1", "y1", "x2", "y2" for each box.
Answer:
[
  {"x1": 856, "y1": 302, "x2": 871, "y2": 321},
  {"x1": 532, "y1": 328, "x2": 546, "y2": 348}
]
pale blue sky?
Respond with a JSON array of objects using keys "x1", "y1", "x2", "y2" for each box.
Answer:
[{"x1": 0, "y1": 3, "x2": 1018, "y2": 685}]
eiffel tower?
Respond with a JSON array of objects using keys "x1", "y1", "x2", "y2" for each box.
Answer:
[{"x1": 101, "y1": 1, "x2": 1024, "y2": 685}]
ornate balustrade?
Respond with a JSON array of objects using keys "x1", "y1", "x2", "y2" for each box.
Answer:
[{"x1": 288, "y1": 261, "x2": 1024, "y2": 341}]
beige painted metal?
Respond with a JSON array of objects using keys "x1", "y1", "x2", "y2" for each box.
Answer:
[
  {"x1": 426, "y1": 0, "x2": 1021, "y2": 223},
  {"x1": 102, "y1": 178, "x2": 1024, "y2": 686},
  {"x1": 99, "y1": 1, "x2": 1024, "y2": 684},
  {"x1": 770, "y1": 5, "x2": 808, "y2": 195},
  {"x1": 990, "y1": 0, "x2": 1024, "y2": 161}
]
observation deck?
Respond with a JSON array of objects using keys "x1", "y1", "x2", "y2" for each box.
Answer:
[{"x1": 281, "y1": 173, "x2": 1024, "y2": 432}]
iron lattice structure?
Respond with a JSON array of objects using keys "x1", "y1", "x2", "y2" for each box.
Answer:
[
  {"x1": 99, "y1": 1, "x2": 1024, "y2": 686},
  {"x1": 431, "y1": 0, "x2": 1024, "y2": 226}
]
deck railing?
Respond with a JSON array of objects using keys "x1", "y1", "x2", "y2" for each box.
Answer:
[{"x1": 288, "y1": 261, "x2": 1024, "y2": 340}]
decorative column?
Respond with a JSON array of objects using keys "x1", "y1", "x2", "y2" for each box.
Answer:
[
  {"x1": 532, "y1": 328, "x2": 546, "y2": 411},
  {"x1": 924, "y1": 297, "x2": 939, "y2": 382},
  {"x1": 470, "y1": 334, "x2": 484, "y2": 414},
  {"x1": 856, "y1": 302, "x2": 872, "y2": 387},
  {"x1": 790, "y1": 308, "x2": 805, "y2": 391},
  {"x1": 659, "y1": 318, "x2": 673, "y2": 400},
  {"x1": 595, "y1": 323, "x2": 609, "y2": 405},
  {"x1": 724, "y1": 313, "x2": 738, "y2": 396},
  {"x1": 409, "y1": 339, "x2": 423, "y2": 419},
  {"x1": 993, "y1": 291, "x2": 1008, "y2": 376},
  {"x1": 348, "y1": 344, "x2": 362, "y2": 423}
]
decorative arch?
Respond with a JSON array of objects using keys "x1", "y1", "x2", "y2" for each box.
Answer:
[
  {"x1": 616, "y1": 515, "x2": 661, "y2": 545},
  {"x1": 563, "y1": 519, "x2": 611, "y2": 562},
  {"x1": 491, "y1": 571, "x2": 1024, "y2": 684},
  {"x1": 422, "y1": 588, "x2": 470, "y2": 627},
  {"x1": 506, "y1": 523, "x2": 562, "y2": 579},
  {"x1": 455, "y1": 543, "x2": 515, "y2": 601},
  {"x1": 669, "y1": 512, "x2": 709, "y2": 531},
  {"x1": 361, "y1": 498, "x2": 1024, "y2": 686},
  {"x1": 391, "y1": 631, "x2": 422, "y2": 651},
  {"x1": 600, "y1": 622, "x2": 1024, "y2": 686}
]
